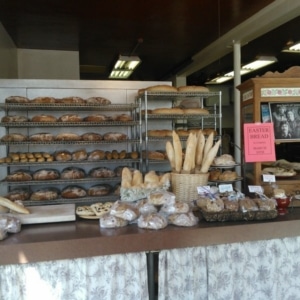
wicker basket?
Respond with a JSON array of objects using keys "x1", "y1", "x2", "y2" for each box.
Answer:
[{"x1": 171, "y1": 172, "x2": 209, "y2": 202}]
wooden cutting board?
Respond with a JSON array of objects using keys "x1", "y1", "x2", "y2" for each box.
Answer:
[{"x1": 17, "y1": 204, "x2": 76, "y2": 224}]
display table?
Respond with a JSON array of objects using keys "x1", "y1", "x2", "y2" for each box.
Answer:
[{"x1": 1, "y1": 209, "x2": 300, "y2": 300}]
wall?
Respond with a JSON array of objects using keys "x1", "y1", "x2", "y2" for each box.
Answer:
[
  {"x1": 0, "y1": 23, "x2": 18, "y2": 78},
  {"x1": 17, "y1": 49, "x2": 80, "y2": 79}
]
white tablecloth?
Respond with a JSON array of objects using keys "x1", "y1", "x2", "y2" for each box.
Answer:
[
  {"x1": 158, "y1": 236, "x2": 300, "y2": 300},
  {"x1": 0, "y1": 252, "x2": 148, "y2": 300}
]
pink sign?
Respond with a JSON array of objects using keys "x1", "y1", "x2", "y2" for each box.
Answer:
[{"x1": 243, "y1": 123, "x2": 276, "y2": 162}]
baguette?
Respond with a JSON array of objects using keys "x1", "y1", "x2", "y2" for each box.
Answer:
[
  {"x1": 172, "y1": 131, "x2": 183, "y2": 173},
  {"x1": 182, "y1": 132, "x2": 197, "y2": 173},
  {"x1": 200, "y1": 139, "x2": 222, "y2": 173},
  {"x1": 166, "y1": 141, "x2": 176, "y2": 170},
  {"x1": 0, "y1": 196, "x2": 30, "y2": 214},
  {"x1": 203, "y1": 132, "x2": 214, "y2": 161},
  {"x1": 195, "y1": 130, "x2": 205, "y2": 166}
]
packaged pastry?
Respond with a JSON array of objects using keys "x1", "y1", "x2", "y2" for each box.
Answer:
[
  {"x1": 239, "y1": 198, "x2": 259, "y2": 212},
  {"x1": 253, "y1": 197, "x2": 277, "y2": 211},
  {"x1": 223, "y1": 198, "x2": 239, "y2": 212},
  {"x1": 110, "y1": 200, "x2": 140, "y2": 221},
  {"x1": 137, "y1": 213, "x2": 168, "y2": 230},
  {"x1": 205, "y1": 198, "x2": 224, "y2": 212},
  {"x1": 168, "y1": 212, "x2": 199, "y2": 227}
]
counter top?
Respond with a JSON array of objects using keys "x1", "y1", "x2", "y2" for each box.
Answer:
[{"x1": 1, "y1": 209, "x2": 300, "y2": 265}]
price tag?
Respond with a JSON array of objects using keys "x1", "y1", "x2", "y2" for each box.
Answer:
[
  {"x1": 248, "y1": 185, "x2": 264, "y2": 193},
  {"x1": 218, "y1": 184, "x2": 233, "y2": 193},
  {"x1": 197, "y1": 185, "x2": 211, "y2": 195},
  {"x1": 262, "y1": 174, "x2": 276, "y2": 182}
]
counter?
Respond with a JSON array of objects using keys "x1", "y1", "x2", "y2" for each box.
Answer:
[{"x1": 1, "y1": 209, "x2": 300, "y2": 265}]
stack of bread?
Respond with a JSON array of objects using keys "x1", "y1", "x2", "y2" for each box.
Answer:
[{"x1": 165, "y1": 130, "x2": 221, "y2": 174}]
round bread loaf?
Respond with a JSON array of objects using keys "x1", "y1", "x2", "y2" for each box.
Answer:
[
  {"x1": 113, "y1": 114, "x2": 133, "y2": 122},
  {"x1": 61, "y1": 186, "x2": 87, "y2": 198},
  {"x1": 145, "y1": 85, "x2": 177, "y2": 93},
  {"x1": 72, "y1": 149, "x2": 87, "y2": 161},
  {"x1": 5, "y1": 188, "x2": 31, "y2": 201},
  {"x1": 87, "y1": 150, "x2": 106, "y2": 161},
  {"x1": 218, "y1": 170, "x2": 238, "y2": 181},
  {"x1": 55, "y1": 133, "x2": 81, "y2": 141},
  {"x1": 29, "y1": 133, "x2": 55, "y2": 142},
  {"x1": 209, "y1": 169, "x2": 221, "y2": 181},
  {"x1": 6, "y1": 170, "x2": 32, "y2": 181},
  {"x1": 58, "y1": 114, "x2": 83, "y2": 122},
  {"x1": 33, "y1": 169, "x2": 60, "y2": 180},
  {"x1": 81, "y1": 132, "x2": 103, "y2": 141},
  {"x1": 5, "y1": 96, "x2": 30, "y2": 103},
  {"x1": 31, "y1": 114, "x2": 57, "y2": 122},
  {"x1": 1, "y1": 115, "x2": 29, "y2": 122},
  {"x1": 183, "y1": 108, "x2": 210, "y2": 115},
  {"x1": 177, "y1": 85, "x2": 209, "y2": 93},
  {"x1": 152, "y1": 108, "x2": 184, "y2": 115},
  {"x1": 103, "y1": 132, "x2": 127, "y2": 141},
  {"x1": 213, "y1": 154, "x2": 236, "y2": 166},
  {"x1": 1, "y1": 133, "x2": 27, "y2": 142},
  {"x1": 30, "y1": 188, "x2": 59, "y2": 201},
  {"x1": 31, "y1": 97, "x2": 56, "y2": 103},
  {"x1": 57, "y1": 97, "x2": 85, "y2": 104},
  {"x1": 55, "y1": 150, "x2": 72, "y2": 161},
  {"x1": 84, "y1": 114, "x2": 108, "y2": 122},
  {"x1": 89, "y1": 167, "x2": 115, "y2": 178},
  {"x1": 60, "y1": 167, "x2": 85, "y2": 179},
  {"x1": 85, "y1": 97, "x2": 111, "y2": 105},
  {"x1": 87, "y1": 184, "x2": 112, "y2": 196}
]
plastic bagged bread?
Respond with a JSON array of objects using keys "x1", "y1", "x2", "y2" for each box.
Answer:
[
  {"x1": 110, "y1": 200, "x2": 140, "y2": 221},
  {"x1": 137, "y1": 213, "x2": 168, "y2": 230},
  {"x1": 168, "y1": 212, "x2": 199, "y2": 227},
  {"x1": 160, "y1": 201, "x2": 190, "y2": 215},
  {"x1": 99, "y1": 214, "x2": 128, "y2": 228}
]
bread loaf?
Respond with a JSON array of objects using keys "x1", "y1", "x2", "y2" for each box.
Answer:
[
  {"x1": 31, "y1": 97, "x2": 56, "y2": 103},
  {"x1": 55, "y1": 150, "x2": 72, "y2": 161},
  {"x1": 5, "y1": 188, "x2": 30, "y2": 201},
  {"x1": 60, "y1": 167, "x2": 85, "y2": 179},
  {"x1": 166, "y1": 141, "x2": 175, "y2": 170},
  {"x1": 33, "y1": 169, "x2": 60, "y2": 180},
  {"x1": 142, "y1": 151, "x2": 165, "y2": 160},
  {"x1": 89, "y1": 167, "x2": 115, "y2": 178},
  {"x1": 31, "y1": 115, "x2": 57, "y2": 122},
  {"x1": 145, "y1": 85, "x2": 177, "y2": 93},
  {"x1": 6, "y1": 170, "x2": 32, "y2": 181},
  {"x1": 0, "y1": 196, "x2": 30, "y2": 214},
  {"x1": 72, "y1": 149, "x2": 87, "y2": 161},
  {"x1": 218, "y1": 170, "x2": 237, "y2": 181},
  {"x1": 113, "y1": 114, "x2": 133, "y2": 122},
  {"x1": 1, "y1": 115, "x2": 29, "y2": 122},
  {"x1": 182, "y1": 132, "x2": 197, "y2": 173},
  {"x1": 81, "y1": 132, "x2": 103, "y2": 141},
  {"x1": 103, "y1": 132, "x2": 127, "y2": 141},
  {"x1": 55, "y1": 133, "x2": 81, "y2": 141},
  {"x1": 213, "y1": 154, "x2": 236, "y2": 166},
  {"x1": 87, "y1": 184, "x2": 112, "y2": 196},
  {"x1": 172, "y1": 131, "x2": 183, "y2": 173},
  {"x1": 121, "y1": 167, "x2": 133, "y2": 188},
  {"x1": 132, "y1": 170, "x2": 143, "y2": 187},
  {"x1": 183, "y1": 108, "x2": 209, "y2": 115},
  {"x1": 85, "y1": 97, "x2": 111, "y2": 105},
  {"x1": 148, "y1": 129, "x2": 172, "y2": 137},
  {"x1": 58, "y1": 114, "x2": 83, "y2": 122},
  {"x1": 30, "y1": 188, "x2": 59, "y2": 201},
  {"x1": 58, "y1": 97, "x2": 85, "y2": 104},
  {"x1": 1, "y1": 133, "x2": 27, "y2": 142},
  {"x1": 61, "y1": 186, "x2": 86, "y2": 198},
  {"x1": 195, "y1": 130, "x2": 205, "y2": 166},
  {"x1": 177, "y1": 85, "x2": 209, "y2": 93},
  {"x1": 5, "y1": 96, "x2": 29, "y2": 103},
  {"x1": 29, "y1": 133, "x2": 55, "y2": 142},
  {"x1": 87, "y1": 150, "x2": 106, "y2": 160},
  {"x1": 84, "y1": 114, "x2": 108, "y2": 122},
  {"x1": 152, "y1": 108, "x2": 184, "y2": 115}
]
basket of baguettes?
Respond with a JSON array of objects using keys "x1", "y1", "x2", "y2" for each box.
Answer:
[{"x1": 165, "y1": 129, "x2": 221, "y2": 202}]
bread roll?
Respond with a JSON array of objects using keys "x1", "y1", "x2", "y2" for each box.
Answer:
[
  {"x1": 61, "y1": 186, "x2": 86, "y2": 198},
  {"x1": 55, "y1": 133, "x2": 81, "y2": 141},
  {"x1": 72, "y1": 149, "x2": 87, "y2": 161},
  {"x1": 30, "y1": 188, "x2": 59, "y2": 201},
  {"x1": 1, "y1": 115, "x2": 29, "y2": 122},
  {"x1": 81, "y1": 132, "x2": 103, "y2": 141},
  {"x1": 61, "y1": 167, "x2": 85, "y2": 179},
  {"x1": 119, "y1": 150, "x2": 127, "y2": 159},
  {"x1": 130, "y1": 151, "x2": 139, "y2": 159},
  {"x1": 87, "y1": 184, "x2": 112, "y2": 196},
  {"x1": 5, "y1": 96, "x2": 29, "y2": 103},
  {"x1": 33, "y1": 169, "x2": 60, "y2": 180},
  {"x1": 55, "y1": 150, "x2": 72, "y2": 161},
  {"x1": 87, "y1": 150, "x2": 106, "y2": 160},
  {"x1": 58, "y1": 114, "x2": 82, "y2": 122},
  {"x1": 31, "y1": 115, "x2": 57, "y2": 122}
]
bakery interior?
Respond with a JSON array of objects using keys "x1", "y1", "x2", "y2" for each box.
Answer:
[{"x1": 1, "y1": 1, "x2": 300, "y2": 300}]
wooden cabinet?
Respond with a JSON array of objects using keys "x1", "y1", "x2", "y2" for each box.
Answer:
[{"x1": 237, "y1": 77, "x2": 300, "y2": 196}]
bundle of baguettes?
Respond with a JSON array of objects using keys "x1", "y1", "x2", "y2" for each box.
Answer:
[{"x1": 165, "y1": 130, "x2": 221, "y2": 174}]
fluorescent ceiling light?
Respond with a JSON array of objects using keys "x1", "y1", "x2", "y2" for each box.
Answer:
[
  {"x1": 206, "y1": 56, "x2": 277, "y2": 84},
  {"x1": 282, "y1": 41, "x2": 300, "y2": 53},
  {"x1": 109, "y1": 55, "x2": 141, "y2": 79}
]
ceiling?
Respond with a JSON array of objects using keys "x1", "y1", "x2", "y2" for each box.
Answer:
[{"x1": 0, "y1": 0, "x2": 299, "y2": 85}]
